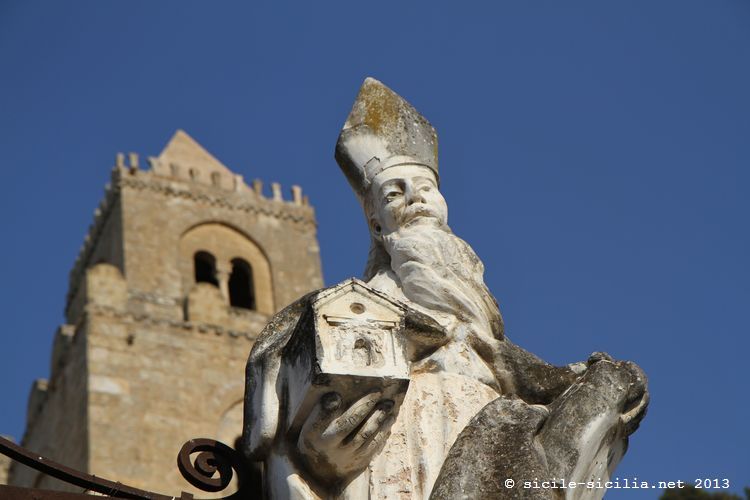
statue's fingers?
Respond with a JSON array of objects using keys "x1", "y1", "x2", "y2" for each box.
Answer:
[
  {"x1": 356, "y1": 414, "x2": 396, "y2": 457},
  {"x1": 320, "y1": 391, "x2": 344, "y2": 412},
  {"x1": 321, "y1": 391, "x2": 382, "y2": 442},
  {"x1": 299, "y1": 392, "x2": 342, "y2": 447},
  {"x1": 345, "y1": 400, "x2": 394, "y2": 450}
]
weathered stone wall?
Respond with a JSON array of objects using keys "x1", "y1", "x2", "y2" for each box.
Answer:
[
  {"x1": 9, "y1": 324, "x2": 88, "y2": 492},
  {"x1": 10, "y1": 131, "x2": 324, "y2": 495},
  {"x1": 84, "y1": 303, "x2": 258, "y2": 494}
]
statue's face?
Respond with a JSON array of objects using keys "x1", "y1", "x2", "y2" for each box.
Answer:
[{"x1": 368, "y1": 164, "x2": 447, "y2": 236}]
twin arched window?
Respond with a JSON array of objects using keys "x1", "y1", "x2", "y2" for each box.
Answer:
[
  {"x1": 228, "y1": 258, "x2": 255, "y2": 310},
  {"x1": 193, "y1": 252, "x2": 256, "y2": 310},
  {"x1": 194, "y1": 251, "x2": 218, "y2": 287}
]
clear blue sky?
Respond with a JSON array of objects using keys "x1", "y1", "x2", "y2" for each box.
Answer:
[{"x1": 1, "y1": 1, "x2": 748, "y2": 497}]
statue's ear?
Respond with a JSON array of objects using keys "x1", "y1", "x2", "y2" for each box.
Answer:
[{"x1": 369, "y1": 216, "x2": 383, "y2": 242}]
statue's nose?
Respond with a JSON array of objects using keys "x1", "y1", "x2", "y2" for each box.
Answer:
[{"x1": 405, "y1": 186, "x2": 425, "y2": 205}]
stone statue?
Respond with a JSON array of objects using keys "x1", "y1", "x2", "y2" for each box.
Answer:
[{"x1": 241, "y1": 78, "x2": 648, "y2": 499}]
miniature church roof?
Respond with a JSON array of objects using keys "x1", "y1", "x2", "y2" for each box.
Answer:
[{"x1": 311, "y1": 278, "x2": 407, "y2": 315}]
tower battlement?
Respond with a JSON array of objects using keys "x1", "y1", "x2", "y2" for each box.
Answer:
[{"x1": 66, "y1": 130, "x2": 318, "y2": 320}]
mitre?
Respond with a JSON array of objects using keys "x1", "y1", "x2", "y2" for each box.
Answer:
[{"x1": 335, "y1": 77, "x2": 439, "y2": 201}]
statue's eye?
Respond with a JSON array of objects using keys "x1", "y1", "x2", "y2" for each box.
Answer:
[{"x1": 384, "y1": 191, "x2": 401, "y2": 203}]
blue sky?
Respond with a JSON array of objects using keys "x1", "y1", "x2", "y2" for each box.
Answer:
[{"x1": 1, "y1": 1, "x2": 748, "y2": 497}]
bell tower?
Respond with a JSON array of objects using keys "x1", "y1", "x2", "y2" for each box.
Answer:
[{"x1": 9, "y1": 130, "x2": 324, "y2": 494}]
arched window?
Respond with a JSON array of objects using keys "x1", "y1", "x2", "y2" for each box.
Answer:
[
  {"x1": 194, "y1": 251, "x2": 218, "y2": 287},
  {"x1": 229, "y1": 258, "x2": 255, "y2": 310}
]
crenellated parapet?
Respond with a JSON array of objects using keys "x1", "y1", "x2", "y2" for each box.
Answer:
[{"x1": 114, "y1": 162, "x2": 313, "y2": 219}]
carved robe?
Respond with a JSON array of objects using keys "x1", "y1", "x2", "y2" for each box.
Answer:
[{"x1": 242, "y1": 279, "x2": 582, "y2": 499}]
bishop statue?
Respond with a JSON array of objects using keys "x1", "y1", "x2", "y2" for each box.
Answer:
[{"x1": 241, "y1": 78, "x2": 648, "y2": 500}]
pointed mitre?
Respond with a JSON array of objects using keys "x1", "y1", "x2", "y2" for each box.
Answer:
[{"x1": 335, "y1": 78, "x2": 439, "y2": 200}]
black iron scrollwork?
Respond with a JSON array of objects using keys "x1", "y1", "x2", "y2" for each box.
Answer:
[
  {"x1": 176, "y1": 438, "x2": 256, "y2": 498},
  {"x1": 0, "y1": 435, "x2": 171, "y2": 499},
  {"x1": 0, "y1": 435, "x2": 259, "y2": 500}
]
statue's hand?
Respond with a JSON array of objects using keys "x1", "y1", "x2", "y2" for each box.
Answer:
[{"x1": 296, "y1": 391, "x2": 396, "y2": 486}]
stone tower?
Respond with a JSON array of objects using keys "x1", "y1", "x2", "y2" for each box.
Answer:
[{"x1": 8, "y1": 130, "x2": 324, "y2": 495}]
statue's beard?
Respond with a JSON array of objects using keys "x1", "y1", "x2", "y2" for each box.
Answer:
[{"x1": 381, "y1": 223, "x2": 502, "y2": 341}]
